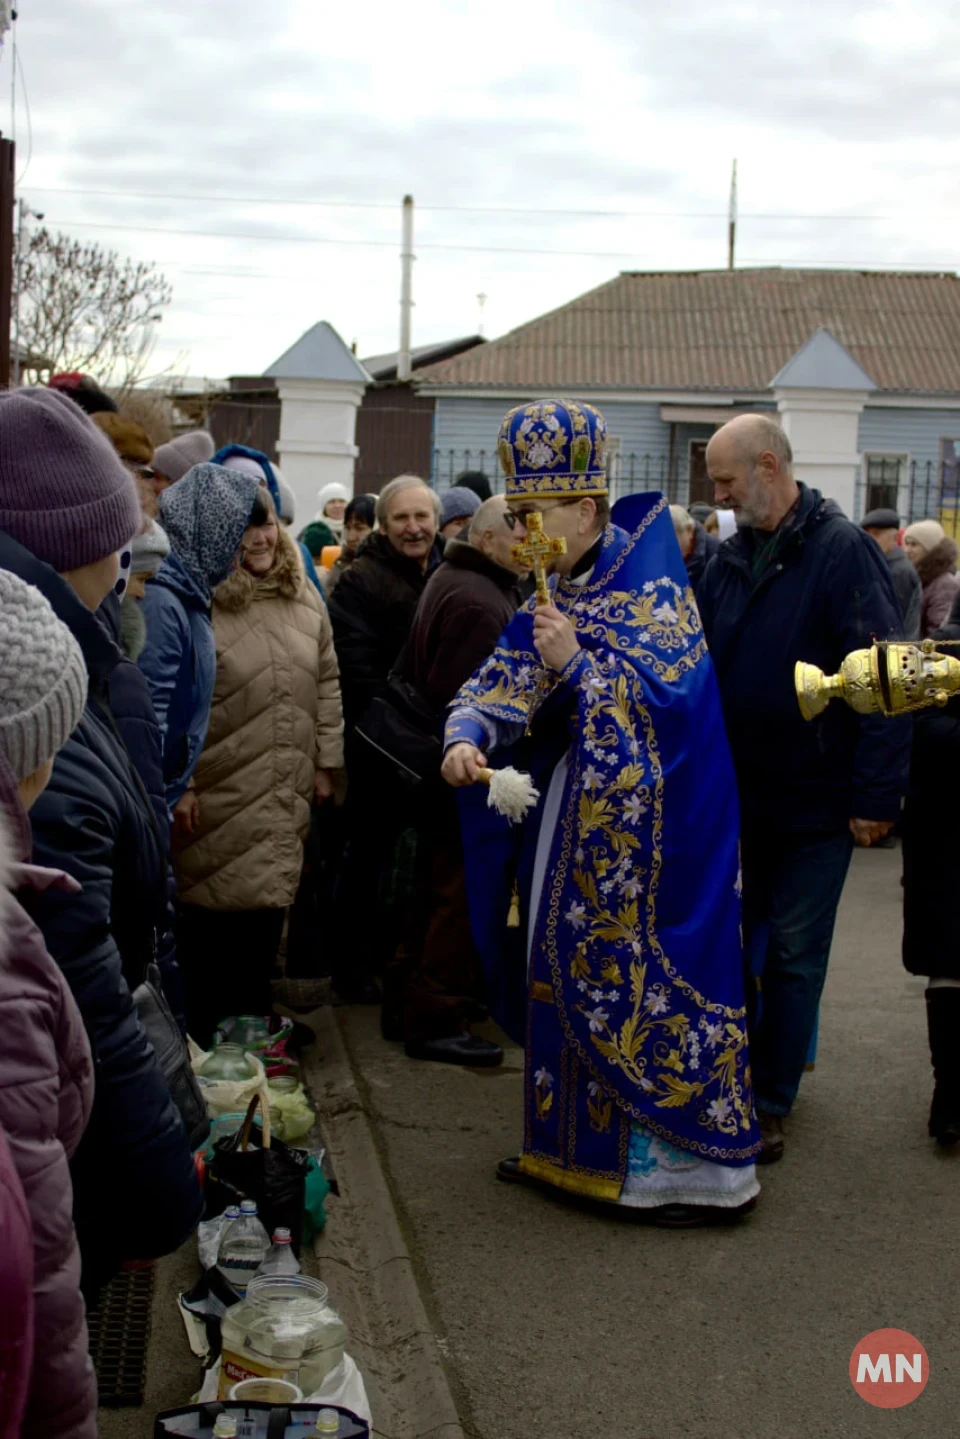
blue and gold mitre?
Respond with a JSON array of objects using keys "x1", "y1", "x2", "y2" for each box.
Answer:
[{"x1": 497, "y1": 398, "x2": 608, "y2": 500}]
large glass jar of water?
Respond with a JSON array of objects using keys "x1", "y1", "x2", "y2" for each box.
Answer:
[
  {"x1": 218, "y1": 1274, "x2": 346, "y2": 1398},
  {"x1": 198, "y1": 1044, "x2": 258, "y2": 1082}
]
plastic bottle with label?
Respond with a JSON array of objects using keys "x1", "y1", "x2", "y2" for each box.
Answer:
[
  {"x1": 217, "y1": 1199, "x2": 270, "y2": 1295},
  {"x1": 256, "y1": 1227, "x2": 301, "y2": 1278}
]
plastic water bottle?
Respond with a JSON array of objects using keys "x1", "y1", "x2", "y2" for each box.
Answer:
[
  {"x1": 212, "y1": 1417, "x2": 237, "y2": 1438},
  {"x1": 256, "y1": 1226, "x2": 301, "y2": 1278},
  {"x1": 218, "y1": 1199, "x2": 270, "y2": 1295},
  {"x1": 314, "y1": 1411, "x2": 341, "y2": 1435}
]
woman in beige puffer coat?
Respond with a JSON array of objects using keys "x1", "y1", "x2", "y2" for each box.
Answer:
[{"x1": 173, "y1": 494, "x2": 344, "y2": 1044}]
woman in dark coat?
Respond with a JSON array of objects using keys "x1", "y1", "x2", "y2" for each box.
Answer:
[
  {"x1": 902, "y1": 585, "x2": 960, "y2": 1145},
  {"x1": 0, "y1": 387, "x2": 202, "y2": 1295}
]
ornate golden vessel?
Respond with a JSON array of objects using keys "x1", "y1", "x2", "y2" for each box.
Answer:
[{"x1": 795, "y1": 641, "x2": 960, "y2": 720}]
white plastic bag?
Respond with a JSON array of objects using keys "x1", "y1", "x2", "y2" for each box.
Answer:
[
  {"x1": 198, "y1": 1355, "x2": 371, "y2": 1426},
  {"x1": 303, "y1": 1355, "x2": 371, "y2": 1426},
  {"x1": 189, "y1": 1039, "x2": 269, "y2": 1120}
]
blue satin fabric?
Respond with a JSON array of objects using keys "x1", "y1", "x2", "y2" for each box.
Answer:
[{"x1": 452, "y1": 495, "x2": 761, "y2": 1191}]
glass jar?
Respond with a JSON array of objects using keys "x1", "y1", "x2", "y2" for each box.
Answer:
[
  {"x1": 198, "y1": 1044, "x2": 258, "y2": 1082},
  {"x1": 218, "y1": 1275, "x2": 347, "y2": 1399},
  {"x1": 216, "y1": 1015, "x2": 271, "y2": 1050}
]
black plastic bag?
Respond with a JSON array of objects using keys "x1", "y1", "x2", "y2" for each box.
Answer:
[{"x1": 204, "y1": 1094, "x2": 309, "y2": 1257}]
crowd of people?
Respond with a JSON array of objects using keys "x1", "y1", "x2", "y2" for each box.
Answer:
[{"x1": 0, "y1": 376, "x2": 956, "y2": 1435}]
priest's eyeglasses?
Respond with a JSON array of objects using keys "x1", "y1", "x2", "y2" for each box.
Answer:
[{"x1": 505, "y1": 500, "x2": 578, "y2": 529}]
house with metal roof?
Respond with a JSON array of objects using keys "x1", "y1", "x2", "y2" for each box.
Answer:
[{"x1": 415, "y1": 268, "x2": 960, "y2": 522}]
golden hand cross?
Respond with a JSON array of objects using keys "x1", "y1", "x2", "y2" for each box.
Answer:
[{"x1": 511, "y1": 511, "x2": 567, "y2": 605}]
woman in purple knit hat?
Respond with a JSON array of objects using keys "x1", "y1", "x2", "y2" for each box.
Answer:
[{"x1": 0, "y1": 387, "x2": 203, "y2": 1298}]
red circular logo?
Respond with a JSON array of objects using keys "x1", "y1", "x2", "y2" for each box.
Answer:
[{"x1": 850, "y1": 1329, "x2": 929, "y2": 1408}]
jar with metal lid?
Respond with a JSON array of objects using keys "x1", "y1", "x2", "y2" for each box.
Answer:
[{"x1": 218, "y1": 1274, "x2": 346, "y2": 1399}]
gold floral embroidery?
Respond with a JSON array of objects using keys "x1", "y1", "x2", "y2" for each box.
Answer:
[
  {"x1": 533, "y1": 1065, "x2": 554, "y2": 1122},
  {"x1": 540, "y1": 649, "x2": 757, "y2": 1161}
]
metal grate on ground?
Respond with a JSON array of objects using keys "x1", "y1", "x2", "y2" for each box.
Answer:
[{"x1": 87, "y1": 1265, "x2": 155, "y2": 1407}]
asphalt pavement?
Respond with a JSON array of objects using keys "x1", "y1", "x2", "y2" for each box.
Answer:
[{"x1": 337, "y1": 843, "x2": 957, "y2": 1439}]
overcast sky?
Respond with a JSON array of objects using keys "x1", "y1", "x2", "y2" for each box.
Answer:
[{"x1": 9, "y1": 0, "x2": 960, "y2": 381}]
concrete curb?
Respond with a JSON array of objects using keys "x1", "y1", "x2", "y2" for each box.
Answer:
[{"x1": 299, "y1": 1006, "x2": 464, "y2": 1439}]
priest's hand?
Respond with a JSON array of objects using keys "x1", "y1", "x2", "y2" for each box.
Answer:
[
  {"x1": 442, "y1": 743, "x2": 487, "y2": 787},
  {"x1": 533, "y1": 604, "x2": 581, "y2": 672},
  {"x1": 849, "y1": 817, "x2": 894, "y2": 847}
]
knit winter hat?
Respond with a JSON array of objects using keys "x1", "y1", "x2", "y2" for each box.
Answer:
[
  {"x1": 92, "y1": 411, "x2": 154, "y2": 466},
  {"x1": 0, "y1": 387, "x2": 142, "y2": 572},
  {"x1": 315, "y1": 481, "x2": 350, "y2": 516},
  {"x1": 152, "y1": 430, "x2": 215, "y2": 485},
  {"x1": 275, "y1": 472, "x2": 296, "y2": 524},
  {"x1": 0, "y1": 570, "x2": 88, "y2": 781},
  {"x1": 440, "y1": 487, "x2": 481, "y2": 528},
  {"x1": 903, "y1": 519, "x2": 945, "y2": 553},
  {"x1": 131, "y1": 519, "x2": 170, "y2": 577},
  {"x1": 46, "y1": 372, "x2": 118, "y2": 416}
]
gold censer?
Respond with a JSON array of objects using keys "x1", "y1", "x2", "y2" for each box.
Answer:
[{"x1": 795, "y1": 640, "x2": 960, "y2": 720}]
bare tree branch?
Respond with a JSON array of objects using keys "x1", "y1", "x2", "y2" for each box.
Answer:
[{"x1": 19, "y1": 228, "x2": 173, "y2": 389}]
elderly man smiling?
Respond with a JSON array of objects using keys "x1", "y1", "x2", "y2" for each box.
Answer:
[
  {"x1": 697, "y1": 414, "x2": 911, "y2": 1163},
  {"x1": 328, "y1": 474, "x2": 444, "y2": 1000}
]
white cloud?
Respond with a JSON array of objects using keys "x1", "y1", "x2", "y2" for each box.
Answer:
[{"x1": 8, "y1": 0, "x2": 959, "y2": 379}]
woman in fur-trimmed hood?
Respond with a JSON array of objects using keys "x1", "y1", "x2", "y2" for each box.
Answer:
[
  {"x1": 171, "y1": 490, "x2": 344, "y2": 1045},
  {"x1": 903, "y1": 520, "x2": 960, "y2": 638}
]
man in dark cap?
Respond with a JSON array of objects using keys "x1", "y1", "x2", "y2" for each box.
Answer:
[
  {"x1": 453, "y1": 470, "x2": 492, "y2": 502},
  {"x1": 861, "y1": 507, "x2": 921, "y2": 640}
]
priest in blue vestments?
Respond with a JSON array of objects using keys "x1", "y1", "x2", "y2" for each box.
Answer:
[{"x1": 442, "y1": 399, "x2": 761, "y2": 1226}]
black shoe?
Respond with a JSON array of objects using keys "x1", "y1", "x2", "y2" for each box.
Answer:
[
  {"x1": 380, "y1": 1009, "x2": 404, "y2": 1043},
  {"x1": 405, "y1": 1031, "x2": 503, "y2": 1068},
  {"x1": 926, "y1": 988, "x2": 960, "y2": 1146},
  {"x1": 756, "y1": 1112, "x2": 785, "y2": 1165},
  {"x1": 332, "y1": 976, "x2": 383, "y2": 1005}
]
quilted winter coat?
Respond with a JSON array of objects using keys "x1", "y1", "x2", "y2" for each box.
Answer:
[
  {"x1": 173, "y1": 526, "x2": 344, "y2": 910},
  {"x1": 0, "y1": 762, "x2": 97, "y2": 1439}
]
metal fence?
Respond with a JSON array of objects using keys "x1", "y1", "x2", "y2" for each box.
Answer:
[
  {"x1": 432, "y1": 450, "x2": 700, "y2": 505},
  {"x1": 436, "y1": 449, "x2": 960, "y2": 539}
]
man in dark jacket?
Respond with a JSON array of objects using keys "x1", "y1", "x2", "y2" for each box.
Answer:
[
  {"x1": 386, "y1": 496, "x2": 529, "y2": 1063},
  {"x1": 670, "y1": 503, "x2": 720, "y2": 590},
  {"x1": 0, "y1": 387, "x2": 202, "y2": 1294},
  {"x1": 902, "y1": 587, "x2": 960, "y2": 1144},
  {"x1": 698, "y1": 414, "x2": 910, "y2": 1163},
  {"x1": 327, "y1": 476, "x2": 444, "y2": 998},
  {"x1": 329, "y1": 474, "x2": 444, "y2": 726},
  {"x1": 861, "y1": 507, "x2": 922, "y2": 640}
]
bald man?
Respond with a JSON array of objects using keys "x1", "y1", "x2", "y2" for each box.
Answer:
[{"x1": 697, "y1": 414, "x2": 910, "y2": 1162}]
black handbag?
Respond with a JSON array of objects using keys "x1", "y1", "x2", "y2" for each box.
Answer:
[
  {"x1": 353, "y1": 672, "x2": 442, "y2": 788},
  {"x1": 134, "y1": 961, "x2": 210, "y2": 1150},
  {"x1": 204, "y1": 1094, "x2": 309, "y2": 1257}
]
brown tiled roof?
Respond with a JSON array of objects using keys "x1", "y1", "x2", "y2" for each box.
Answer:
[{"x1": 415, "y1": 268, "x2": 960, "y2": 395}]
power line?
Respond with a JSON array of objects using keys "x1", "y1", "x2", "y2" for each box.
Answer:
[
  {"x1": 23, "y1": 184, "x2": 938, "y2": 223},
  {"x1": 40, "y1": 217, "x2": 960, "y2": 271}
]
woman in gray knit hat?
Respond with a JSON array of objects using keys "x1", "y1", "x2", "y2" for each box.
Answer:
[{"x1": 0, "y1": 570, "x2": 98, "y2": 1439}]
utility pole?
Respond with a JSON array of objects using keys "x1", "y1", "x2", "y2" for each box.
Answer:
[
  {"x1": 477, "y1": 291, "x2": 487, "y2": 337},
  {"x1": 727, "y1": 158, "x2": 737, "y2": 271},
  {"x1": 0, "y1": 135, "x2": 13, "y2": 388},
  {"x1": 398, "y1": 194, "x2": 414, "y2": 382},
  {"x1": 12, "y1": 197, "x2": 41, "y2": 386}
]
